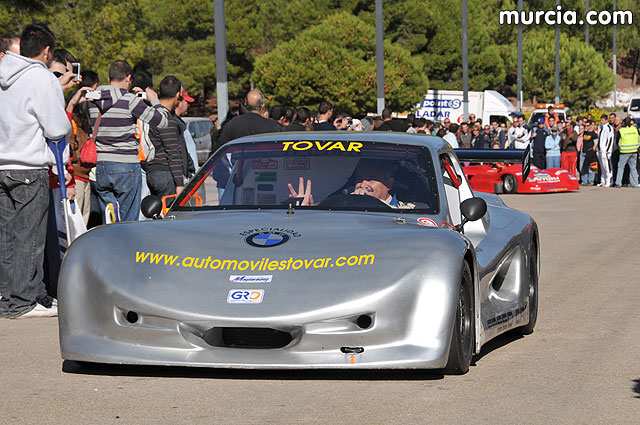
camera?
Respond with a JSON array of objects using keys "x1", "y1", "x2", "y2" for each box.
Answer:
[
  {"x1": 71, "y1": 62, "x2": 80, "y2": 82},
  {"x1": 136, "y1": 92, "x2": 147, "y2": 99},
  {"x1": 85, "y1": 90, "x2": 101, "y2": 100}
]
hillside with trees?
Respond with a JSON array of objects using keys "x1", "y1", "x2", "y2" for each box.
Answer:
[{"x1": 1, "y1": 0, "x2": 638, "y2": 113}]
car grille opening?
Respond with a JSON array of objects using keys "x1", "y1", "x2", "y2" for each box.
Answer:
[{"x1": 201, "y1": 327, "x2": 293, "y2": 349}]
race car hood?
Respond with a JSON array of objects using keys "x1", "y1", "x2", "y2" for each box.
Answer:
[{"x1": 61, "y1": 210, "x2": 468, "y2": 320}]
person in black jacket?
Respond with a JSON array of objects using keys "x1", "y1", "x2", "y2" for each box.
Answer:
[
  {"x1": 144, "y1": 76, "x2": 189, "y2": 197},
  {"x1": 217, "y1": 89, "x2": 282, "y2": 145},
  {"x1": 531, "y1": 118, "x2": 549, "y2": 169},
  {"x1": 312, "y1": 100, "x2": 337, "y2": 131},
  {"x1": 283, "y1": 107, "x2": 310, "y2": 132},
  {"x1": 375, "y1": 108, "x2": 408, "y2": 132}
]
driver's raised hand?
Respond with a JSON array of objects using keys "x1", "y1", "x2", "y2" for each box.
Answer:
[{"x1": 288, "y1": 177, "x2": 314, "y2": 206}]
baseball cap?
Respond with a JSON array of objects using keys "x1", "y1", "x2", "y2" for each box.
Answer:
[
  {"x1": 537, "y1": 117, "x2": 545, "y2": 123},
  {"x1": 551, "y1": 126, "x2": 558, "y2": 131},
  {"x1": 182, "y1": 91, "x2": 195, "y2": 102}
]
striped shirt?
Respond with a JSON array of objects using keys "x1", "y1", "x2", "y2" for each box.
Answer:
[{"x1": 88, "y1": 86, "x2": 169, "y2": 163}]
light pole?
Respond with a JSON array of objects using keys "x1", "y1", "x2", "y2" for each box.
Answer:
[
  {"x1": 613, "y1": 0, "x2": 617, "y2": 107},
  {"x1": 585, "y1": 0, "x2": 590, "y2": 46},
  {"x1": 517, "y1": 0, "x2": 523, "y2": 111},
  {"x1": 554, "y1": 0, "x2": 560, "y2": 104},
  {"x1": 375, "y1": 0, "x2": 385, "y2": 115},
  {"x1": 214, "y1": 0, "x2": 228, "y2": 129},
  {"x1": 462, "y1": 0, "x2": 469, "y2": 122}
]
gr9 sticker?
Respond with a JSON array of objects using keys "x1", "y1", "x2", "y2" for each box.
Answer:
[{"x1": 227, "y1": 289, "x2": 264, "y2": 304}]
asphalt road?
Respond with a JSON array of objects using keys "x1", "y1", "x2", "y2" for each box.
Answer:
[{"x1": 2, "y1": 186, "x2": 640, "y2": 424}]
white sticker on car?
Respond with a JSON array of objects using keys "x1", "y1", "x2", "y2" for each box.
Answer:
[
  {"x1": 227, "y1": 289, "x2": 265, "y2": 304},
  {"x1": 229, "y1": 275, "x2": 272, "y2": 283}
]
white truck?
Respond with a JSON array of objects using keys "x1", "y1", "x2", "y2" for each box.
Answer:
[
  {"x1": 627, "y1": 94, "x2": 640, "y2": 120},
  {"x1": 413, "y1": 89, "x2": 516, "y2": 124}
]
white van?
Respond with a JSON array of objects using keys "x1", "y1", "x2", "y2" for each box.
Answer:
[
  {"x1": 413, "y1": 89, "x2": 516, "y2": 124},
  {"x1": 627, "y1": 95, "x2": 640, "y2": 120}
]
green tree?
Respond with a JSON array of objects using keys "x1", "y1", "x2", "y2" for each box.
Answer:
[
  {"x1": 379, "y1": 0, "x2": 508, "y2": 91},
  {"x1": 252, "y1": 12, "x2": 428, "y2": 115},
  {"x1": 518, "y1": 29, "x2": 614, "y2": 109}
]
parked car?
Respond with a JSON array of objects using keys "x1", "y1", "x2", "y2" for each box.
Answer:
[{"x1": 183, "y1": 117, "x2": 214, "y2": 165}]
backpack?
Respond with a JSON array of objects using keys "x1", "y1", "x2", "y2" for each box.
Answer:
[
  {"x1": 136, "y1": 119, "x2": 155, "y2": 163},
  {"x1": 80, "y1": 112, "x2": 101, "y2": 168}
]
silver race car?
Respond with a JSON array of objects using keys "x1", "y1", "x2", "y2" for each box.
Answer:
[{"x1": 58, "y1": 133, "x2": 538, "y2": 374}]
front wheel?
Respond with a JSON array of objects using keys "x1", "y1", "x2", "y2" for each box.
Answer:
[
  {"x1": 516, "y1": 243, "x2": 538, "y2": 335},
  {"x1": 444, "y1": 262, "x2": 474, "y2": 375},
  {"x1": 502, "y1": 174, "x2": 518, "y2": 194}
]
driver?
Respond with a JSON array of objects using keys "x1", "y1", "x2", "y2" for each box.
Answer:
[{"x1": 288, "y1": 159, "x2": 415, "y2": 209}]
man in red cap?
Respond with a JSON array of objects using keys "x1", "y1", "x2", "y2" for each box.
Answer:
[
  {"x1": 142, "y1": 77, "x2": 194, "y2": 198},
  {"x1": 175, "y1": 86, "x2": 199, "y2": 175}
]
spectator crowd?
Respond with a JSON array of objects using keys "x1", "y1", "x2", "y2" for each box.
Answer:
[{"x1": 1, "y1": 23, "x2": 639, "y2": 319}]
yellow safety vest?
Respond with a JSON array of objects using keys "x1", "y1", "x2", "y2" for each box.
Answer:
[{"x1": 619, "y1": 126, "x2": 640, "y2": 154}]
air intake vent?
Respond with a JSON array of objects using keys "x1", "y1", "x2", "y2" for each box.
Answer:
[{"x1": 202, "y1": 327, "x2": 293, "y2": 349}]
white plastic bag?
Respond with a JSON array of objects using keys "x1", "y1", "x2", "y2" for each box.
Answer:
[{"x1": 52, "y1": 191, "x2": 87, "y2": 256}]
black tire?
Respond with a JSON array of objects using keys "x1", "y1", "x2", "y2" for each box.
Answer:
[
  {"x1": 516, "y1": 243, "x2": 538, "y2": 335},
  {"x1": 444, "y1": 262, "x2": 474, "y2": 375},
  {"x1": 502, "y1": 174, "x2": 518, "y2": 194}
]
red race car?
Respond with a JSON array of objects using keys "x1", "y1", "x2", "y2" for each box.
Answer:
[{"x1": 463, "y1": 163, "x2": 579, "y2": 194}]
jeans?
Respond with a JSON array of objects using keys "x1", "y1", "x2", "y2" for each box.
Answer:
[
  {"x1": 615, "y1": 153, "x2": 639, "y2": 187},
  {"x1": 87, "y1": 179, "x2": 103, "y2": 229},
  {"x1": 146, "y1": 169, "x2": 176, "y2": 199},
  {"x1": 95, "y1": 161, "x2": 142, "y2": 222},
  {"x1": 139, "y1": 168, "x2": 151, "y2": 221},
  {"x1": 546, "y1": 155, "x2": 561, "y2": 169},
  {"x1": 532, "y1": 152, "x2": 546, "y2": 170},
  {"x1": 580, "y1": 152, "x2": 595, "y2": 184},
  {"x1": 43, "y1": 190, "x2": 61, "y2": 298},
  {"x1": 0, "y1": 169, "x2": 49, "y2": 317}
]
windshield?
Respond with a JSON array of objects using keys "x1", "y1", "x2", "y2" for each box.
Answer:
[
  {"x1": 173, "y1": 140, "x2": 439, "y2": 214},
  {"x1": 629, "y1": 99, "x2": 640, "y2": 112}
]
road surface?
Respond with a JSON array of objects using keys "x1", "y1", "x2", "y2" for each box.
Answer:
[{"x1": 2, "y1": 186, "x2": 639, "y2": 424}]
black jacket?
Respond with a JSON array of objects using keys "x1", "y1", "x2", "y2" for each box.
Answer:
[
  {"x1": 313, "y1": 121, "x2": 337, "y2": 131},
  {"x1": 218, "y1": 113, "x2": 282, "y2": 146},
  {"x1": 145, "y1": 108, "x2": 191, "y2": 186}
]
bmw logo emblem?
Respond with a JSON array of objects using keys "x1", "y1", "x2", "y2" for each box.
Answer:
[{"x1": 245, "y1": 231, "x2": 290, "y2": 248}]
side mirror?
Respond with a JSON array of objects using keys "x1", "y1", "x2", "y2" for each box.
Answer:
[
  {"x1": 456, "y1": 197, "x2": 487, "y2": 232},
  {"x1": 141, "y1": 195, "x2": 163, "y2": 219},
  {"x1": 460, "y1": 197, "x2": 487, "y2": 222}
]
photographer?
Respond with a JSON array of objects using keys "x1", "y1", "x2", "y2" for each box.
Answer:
[{"x1": 88, "y1": 60, "x2": 169, "y2": 222}]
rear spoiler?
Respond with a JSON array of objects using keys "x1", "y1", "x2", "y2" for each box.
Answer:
[{"x1": 455, "y1": 145, "x2": 531, "y2": 183}]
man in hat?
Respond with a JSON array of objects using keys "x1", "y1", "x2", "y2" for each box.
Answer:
[
  {"x1": 174, "y1": 86, "x2": 198, "y2": 175},
  {"x1": 545, "y1": 126, "x2": 562, "y2": 168}
]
